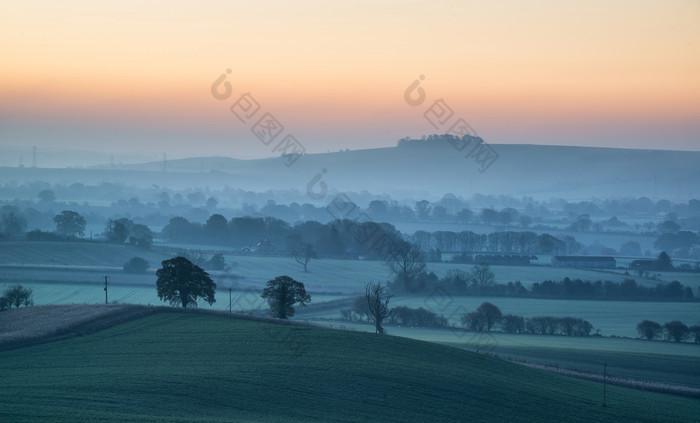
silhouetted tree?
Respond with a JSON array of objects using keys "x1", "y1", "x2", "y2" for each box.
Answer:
[
  {"x1": 0, "y1": 207, "x2": 27, "y2": 239},
  {"x1": 461, "y1": 311, "x2": 486, "y2": 332},
  {"x1": 292, "y1": 242, "x2": 316, "y2": 272},
  {"x1": 37, "y1": 189, "x2": 56, "y2": 204},
  {"x1": 501, "y1": 314, "x2": 525, "y2": 333},
  {"x1": 476, "y1": 302, "x2": 502, "y2": 333},
  {"x1": 663, "y1": 320, "x2": 689, "y2": 342},
  {"x1": 1, "y1": 284, "x2": 33, "y2": 309},
  {"x1": 123, "y1": 257, "x2": 149, "y2": 274},
  {"x1": 689, "y1": 325, "x2": 700, "y2": 344},
  {"x1": 206, "y1": 253, "x2": 226, "y2": 271},
  {"x1": 365, "y1": 281, "x2": 392, "y2": 334},
  {"x1": 653, "y1": 252, "x2": 673, "y2": 271},
  {"x1": 53, "y1": 210, "x2": 86, "y2": 238},
  {"x1": 156, "y1": 257, "x2": 216, "y2": 308},
  {"x1": 261, "y1": 276, "x2": 311, "y2": 319},
  {"x1": 105, "y1": 218, "x2": 132, "y2": 243},
  {"x1": 470, "y1": 263, "x2": 495, "y2": 293},
  {"x1": 387, "y1": 241, "x2": 426, "y2": 292}
]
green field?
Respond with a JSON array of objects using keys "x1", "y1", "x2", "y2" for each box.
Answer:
[
  {"x1": 310, "y1": 324, "x2": 700, "y2": 390},
  {"x1": 2, "y1": 240, "x2": 699, "y2": 401},
  {"x1": 1, "y1": 310, "x2": 699, "y2": 423}
]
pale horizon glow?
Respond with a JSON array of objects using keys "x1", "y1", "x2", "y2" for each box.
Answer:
[{"x1": 1, "y1": 0, "x2": 699, "y2": 166}]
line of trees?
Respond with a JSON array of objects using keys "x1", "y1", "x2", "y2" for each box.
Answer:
[
  {"x1": 460, "y1": 302, "x2": 594, "y2": 336},
  {"x1": 430, "y1": 265, "x2": 696, "y2": 301},
  {"x1": 411, "y1": 230, "x2": 580, "y2": 255},
  {"x1": 637, "y1": 320, "x2": 700, "y2": 343}
]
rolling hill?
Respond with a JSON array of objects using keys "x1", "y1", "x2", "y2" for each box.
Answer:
[
  {"x1": 0, "y1": 307, "x2": 698, "y2": 422},
  {"x1": 1, "y1": 143, "x2": 698, "y2": 201}
]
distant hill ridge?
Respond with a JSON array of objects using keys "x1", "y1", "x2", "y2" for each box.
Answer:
[{"x1": 0, "y1": 141, "x2": 698, "y2": 201}]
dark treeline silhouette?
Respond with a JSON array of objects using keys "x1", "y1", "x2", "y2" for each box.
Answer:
[
  {"x1": 160, "y1": 213, "x2": 588, "y2": 258},
  {"x1": 412, "y1": 230, "x2": 579, "y2": 255},
  {"x1": 161, "y1": 214, "x2": 404, "y2": 259},
  {"x1": 434, "y1": 273, "x2": 695, "y2": 301}
]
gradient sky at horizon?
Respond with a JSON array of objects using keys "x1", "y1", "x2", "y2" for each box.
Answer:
[{"x1": 1, "y1": 0, "x2": 699, "y2": 165}]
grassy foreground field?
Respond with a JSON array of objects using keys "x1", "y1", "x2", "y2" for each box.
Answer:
[{"x1": 1, "y1": 308, "x2": 699, "y2": 423}]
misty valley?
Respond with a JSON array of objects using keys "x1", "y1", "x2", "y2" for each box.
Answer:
[{"x1": 1, "y1": 139, "x2": 699, "y2": 422}]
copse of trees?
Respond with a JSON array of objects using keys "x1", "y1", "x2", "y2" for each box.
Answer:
[
  {"x1": 428, "y1": 268, "x2": 695, "y2": 301},
  {"x1": 105, "y1": 218, "x2": 153, "y2": 249},
  {"x1": 462, "y1": 302, "x2": 502, "y2": 332},
  {"x1": 459, "y1": 302, "x2": 593, "y2": 336},
  {"x1": 389, "y1": 306, "x2": 447, "y2": 328},
  {"x1": 0, "y1": 284, "x2": 34, "y2": 310},
  {"x1": 637, "y1": 320, "x2": 663, "y2": 340},
  {"x1": 524, "y1": 316, "x2": 593, "y2": 336},
  {"x1": 636, "y1": 319, "x2": 698, "y2": 343},
  {"x1": 161, "y1": 215, "x2": 406, "y2": 260},
  {"x1": 663, "y1": 321, "x2": 689, "y2": 342}
]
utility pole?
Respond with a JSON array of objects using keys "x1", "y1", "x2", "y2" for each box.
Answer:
[
  {"x1": 229, "y1": 286, "x2": 232, "y2": 315},
  {"x1": 104, "y1": 276, "x2": 110, "y2": 304},
  {"x1": 602, "y1": 363, "x2": 607, "y2": 407}
]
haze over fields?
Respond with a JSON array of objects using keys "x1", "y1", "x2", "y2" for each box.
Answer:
[{"x1": 2, "y1": 2, "x2": 699, "y2": 422}]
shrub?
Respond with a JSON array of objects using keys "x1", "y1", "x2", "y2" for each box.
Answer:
[{"x1": 123, "y1": 257, "x2": 149, "y2": 274}]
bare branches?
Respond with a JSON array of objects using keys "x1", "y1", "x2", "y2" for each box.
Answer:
[{"x1": 365, "y1": 281, "x2": 392, "y2": 334}]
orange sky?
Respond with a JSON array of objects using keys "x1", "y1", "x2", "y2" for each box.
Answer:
[{"x1": 1, "y1": 0, "x2": 699, "y2": 161}]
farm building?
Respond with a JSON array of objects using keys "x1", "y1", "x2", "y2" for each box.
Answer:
[{"x1": 551, "y1": 256, "x2": 616, "y2": 269}]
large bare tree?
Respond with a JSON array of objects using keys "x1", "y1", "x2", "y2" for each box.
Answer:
[{"x1": 365, "y1": 282, "x2": 392, "y2": 334}]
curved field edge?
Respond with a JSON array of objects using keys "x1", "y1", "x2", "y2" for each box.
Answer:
[
  {"x1": 0, "y1": 304, "x2": 160, "y2": 350},
  {"x1": 0, "y1": 311, "x2": 699, "y2": 423}
]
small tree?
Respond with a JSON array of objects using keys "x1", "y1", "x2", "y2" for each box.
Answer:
[
  {"x1": 477, "y1": 302, "x2": 502, "y2": 333},
  {"x1": 341, "y1": 296, "x2": 372, "y2": 321},
  {"x1": 470, "y1": 263, "x2": 495, "y2": 293},
  {"x1": 123, "y1": 257, "x2": 149, "y2": 274},
  {"x1": 689, "y1": 325, "x2": 700, "y2": 344},
  {"x1": 501, "y1": 314, "x2": 525, "y2": 334},
  {"x1": 54, "y1": 210, "x2": 86, "y2": 238},
  {"x1": 462, "y1": 311, "x2": 486, "y2": 332},
  {"x1": 636, "y1": 320, "x2": 663, "y2": 340},
  {"x1": 365, "y1": 281, "x2": 392, "y2": 334},
  {"x1": 663, "y1": 320, "x2": 689, "y2": 342},
  {"x1": 155, "y1": 257, "x2": 216, "y2": 308},
  {"x1": 1, "y1": 284, "x2": 34, "y2": 309},
  {"x1": 0, "y1": 209, "x2": 27, "y2": 239},
  {"x1": 292, "y1": 242, "x2": 316, "y2": 272},
  {"x1": 387, "y1": 241, "x2": 426, "y2": 293},
  {"x1": 105, "y1": 218, "x2": 132, "y2": 243},
  {"x1": 261, "y1": 276, "x2": 311, "y2": 319},
  {"x1": 206, "y1": 253, "x2": 226, "y2": 271},
  {"x1": 37, "y1": 189, "x2": 56, "y2": 203},
  {"x1": 653, "y1": 252, "x2": 673, "y2": 271}
]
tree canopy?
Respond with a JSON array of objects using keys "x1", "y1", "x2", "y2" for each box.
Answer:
[
  {"x1": 0, "y1": 284, "x2": 34, "y2": 310},
  {"x1": 54, "y1": 210, "x2": 86, "y2": 238},
  {"x1": 261, "y1": 276, "x2": 311, "y2": 319},
  {"x1": 155, "y1": 257, "x2": 216, "y2": 308}
]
